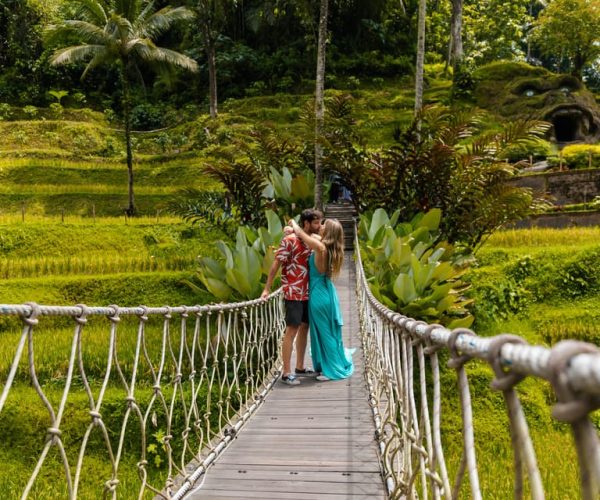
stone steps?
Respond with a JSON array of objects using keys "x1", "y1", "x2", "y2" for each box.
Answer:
[{"x1": 323, "y1": 203, "x2": 357, "y2": 251}]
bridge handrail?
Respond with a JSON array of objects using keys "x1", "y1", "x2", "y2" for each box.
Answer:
[
  {"x1": 358, "y1": 286, "x2": 600, "y2": 396},
  {"x1": 0, "y1": 290, "x2": 284, "y2": 499},
  {"x1": 354, "y1": 230, "x2": 600, "y2": 499}
]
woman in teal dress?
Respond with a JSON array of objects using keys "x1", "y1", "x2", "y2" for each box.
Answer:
[{"x1": 289, "y1": 218, "x2": 354, "y2": 381}]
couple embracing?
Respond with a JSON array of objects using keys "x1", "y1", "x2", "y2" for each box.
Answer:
[{"x1": 261, "y1": 209, "x2": 354, "y2": 386}]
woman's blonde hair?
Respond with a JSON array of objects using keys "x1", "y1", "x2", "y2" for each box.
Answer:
[{"x1": 321, "y1": 219, "x2": 344, "y2": 278}]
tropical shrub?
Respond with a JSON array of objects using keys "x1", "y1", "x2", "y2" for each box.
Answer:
[
  {"x1": 503, "y1": 138, "x2": 554, "y2": 162},
  {"x1": 189, "y1": 210, "x2": 284, "y2": 301},
  {"x1": 551, "y1": 144, "x2": 600, "y2": 170},
  {"x1": 320, "y1": 103, "x2": 549, "y2": 250},
  {"x1": 359, "y1": 208, "x2": 474, "y2": 328}
]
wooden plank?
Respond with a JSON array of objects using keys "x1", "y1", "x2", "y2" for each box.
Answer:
[
  {"x1": 204, "y1": 469, "x2": 380, "y2": 483},
  {"x1": 190, "y1": 479, "x2": 385, "y2": 495},
  {"x1": 191, "y1": 490, "x2": 378, "y2": 499},
  {"x1": 187, "y1": 256, "x2": 385, "y2": 499}
]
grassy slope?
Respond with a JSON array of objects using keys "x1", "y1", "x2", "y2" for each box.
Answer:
[{"x1": 455, "y1": 227, "x2": 600, "y2": 497}]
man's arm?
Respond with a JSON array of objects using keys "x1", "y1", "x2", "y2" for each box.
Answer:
[{"x1": 261, "y1": 258, "x2": 282, "y2": 298}]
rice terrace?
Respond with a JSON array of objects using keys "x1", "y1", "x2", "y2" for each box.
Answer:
[{"x1": 1, "y1": 0, "x2": 600, "y2": 498}]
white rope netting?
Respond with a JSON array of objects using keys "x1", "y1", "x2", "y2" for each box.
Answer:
[
  {"x1": 0, "y1": 294, "x2": 284, "y2": 499},
  {"x1": 355, "y1": 238, "x2": 600, "y2": 500}
]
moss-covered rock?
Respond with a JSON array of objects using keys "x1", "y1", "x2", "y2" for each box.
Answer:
[{"x1": 473, "y1": 61, "x2": 600, "y2": 144}]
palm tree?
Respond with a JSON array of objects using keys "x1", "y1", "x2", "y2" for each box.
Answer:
[
  {"x1": 46, "y1": 0, "x2": 199, "y2": 216},
  {"x1": 414, "y1": 0, "x2": 426, "y2": 115},
  {"x1": 314, "y1": 0, "x2": 329, "y2": 211}
]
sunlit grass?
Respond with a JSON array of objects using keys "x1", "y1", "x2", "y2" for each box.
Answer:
[
  {"x1": 0, "y1": 254, "x2": 197, "y2": 279},
  {"x1": 0, "y1": 184, "x2": 180, "y2": 195},
  {"x1": 0, "y1": 214, "x2": 183, "y2": 224},
  {"x1": 484, "y1": 227, "x2": 600, "y2": 248}
]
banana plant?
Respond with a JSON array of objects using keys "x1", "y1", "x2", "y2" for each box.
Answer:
[
  {"x1": 359, "y1": 208, "x2": 473, "y2": 328},
  {"x1": 191, "y1": 210, "x2": 284, "y2": 301}
]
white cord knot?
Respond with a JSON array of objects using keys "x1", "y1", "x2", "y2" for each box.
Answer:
[
  {"x1": 447, "y1": 327, "x2": 476, "y2": 369},
  {"x1": 74, "y1": 303, "x2": 89, "y2": 324},
  {"x1": 47, "y1": 427, "x2": 61, "y2": 436},
  {"x1": 137, "y1": 305, "x2": 149, "y2": 322},
  {"x1": 548, "y1": 340, "x2": 600, "y2": 422},
  {"x1": 108, "y1": 304, "x2": 121, "y2": 323},
  {"x1": 22, "y1": 302, "x2": 40, "y2": 326},
  {"x1": 104, "y1": 478, "x2": 120, "y2": 492},
  {"x1": 422, "y1": 323, "x2": 444, "y2": 355},
  {"x1": 486, "y1": 334, "x2": 528, "y2": 391},
  {"x1": 89, "y1": 410, "x2": 102, "y2": 423}
]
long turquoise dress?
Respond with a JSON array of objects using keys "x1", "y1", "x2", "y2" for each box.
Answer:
[{"x1": 308, "y1": 253, "x2": 354, "y2": 380}]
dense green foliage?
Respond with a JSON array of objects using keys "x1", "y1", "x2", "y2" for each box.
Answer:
[
  {"x1": 2, "y1": 0, "x2": 598, "y2": 117},
  {"x1": 359, "y1": 208, "x2": 474, "y2": 327}
]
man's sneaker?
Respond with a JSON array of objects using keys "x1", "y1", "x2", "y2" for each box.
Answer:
[
  {"x1": 281, "y1": 374, "x2": 300, "y2": 385},
  {"x1": 316, "y1": 375, "x2": 331, "y2": 381},
  {"x1": 295, "y1": 368, "x2": 317, "y2": 377}
]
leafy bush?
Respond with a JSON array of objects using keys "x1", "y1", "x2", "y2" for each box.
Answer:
[
  {"x1": 469, "y1": 274, "x2": 529, "y2": 325},
  {"x1": 503, "y1": 138, "x2": 554, "y2": 162},
  {"x1": 359, "y1": 208, "x2": 474, "y2": 328},
  {"x1": 190, "y1": 210, "x2": 284, "y2": 301},
  {"x1": 553, "y1": 144, "x2": 600, "y2": 170},
  {"x1": 23, "y1": 105, "x2": 38, "y2": 119},
  {"x1": 130, "y1": 103, "x2": 166, "y2": 131},
  {"x1": 327, "y1": 104, "x2": 550, "y2": 250},
  {"x1": 451, "y1": 60, "x2": 477, "y2": 101},
  {"x1": 0, "y1": 103, "x2": 12, "y2": 120}
]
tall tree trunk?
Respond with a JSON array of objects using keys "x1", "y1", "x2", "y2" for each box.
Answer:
[
  {"x1": 448, "y1": 0, "x2": 463, "y2": 70},
  {"x1": 414, "y1": 0, "x2": 426, "y2": 115},
  {"x1": 204, "y1": 26, "x2": 218, "y2": 118},
  {"x1": 121, "y1": 64, "x2": 135, "y2": 216},
  {"x1": 314, "y1": 0, "x2": 329, "y2": 211}
]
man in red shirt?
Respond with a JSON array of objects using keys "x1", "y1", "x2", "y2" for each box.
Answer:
[{"x1": 261, "y1": 209, "x2": 323, "y2": 385}]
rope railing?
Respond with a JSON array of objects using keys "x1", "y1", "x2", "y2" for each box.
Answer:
[
  {"x1": 354, "y1": 235, "x2": 600, "y2": 500},
  {"x1": 0, "y1": 293, "x2": 284, "y2": 498}
]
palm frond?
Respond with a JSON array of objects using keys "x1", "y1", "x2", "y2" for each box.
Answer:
[
  {"x1": 81, "y1": 48, "x2": 115, "y2": 79},
  {"x1": 46, "y1": 20, "x2": 111, "y2": 46},
  {"x1": 132, "y1": 42, "x2": 198, "y2": 72},
  {"x1": 111, "y1": 14, "x2": 135, "y2": 44},
  {"x1": 50, "y1": 44, "x2": 107, "y2": 66},
  {"x1": 140, "y1": 7, "x2": 195, "y2": 40},
  {"x1": 115, "y1": 0, "x2": 140, "y2": 20},
  {"x1": 73, "y1": 0, "x2": 108, "y2": 25}
]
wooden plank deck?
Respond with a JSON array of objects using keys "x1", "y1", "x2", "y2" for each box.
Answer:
[{"x1": 188, "y1": 255, "x2": 386, "y2": 499}]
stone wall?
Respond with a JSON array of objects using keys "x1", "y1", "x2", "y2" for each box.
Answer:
[
  {"x1": 513, "y1": 210, "x2": 600, "y2": 228},
  {"x1": 512, "y1": 168, "x2": 600, "y2": 205}
]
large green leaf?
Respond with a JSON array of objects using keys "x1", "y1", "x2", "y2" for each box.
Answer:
[
  {"x1": 269, "y1": 166, "x2": 291, "y2": 199},
  {"x1": 393, "y1": 273, "x2": 418, "y2": 304},
  {"x1": 202, "y1": 277, "x2": 233, "y2": 301},
  {"x1": 369, "y1": 208, "x2": 390, "y2": 241},
  {"x1": 266, "y1": 209, "x2": 283, "y2": 238},
  {"x1": 216, "y1": 241, "x2": 234, "y2": 268},
  {"x1": 414, "y1": 208, "x2": 442, "y2": 231},
  {"x1": 389, "y1": 240, "x2": 412, "y2": 268},
  {"x1": 198, "y1": 257, "x2": 226, "y2": 280},
  {"x1": 447, "y1": 316, "x2": 474, "y2": 329}
]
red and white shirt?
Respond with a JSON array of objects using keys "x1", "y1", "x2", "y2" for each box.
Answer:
[{"x1": 276, "y1": 234, "x2": 311, "y2": 301}]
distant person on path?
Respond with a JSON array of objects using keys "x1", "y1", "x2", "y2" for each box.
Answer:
[
  {"x1": 289, "y1": 218, "x2": 354, "y2": 381},
  {"x1": 262, "y1": 209, "x2": 323, "y2": 385},
  {"x1": 328, "y1": 173, "x2": 342, "y2": 204}
]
